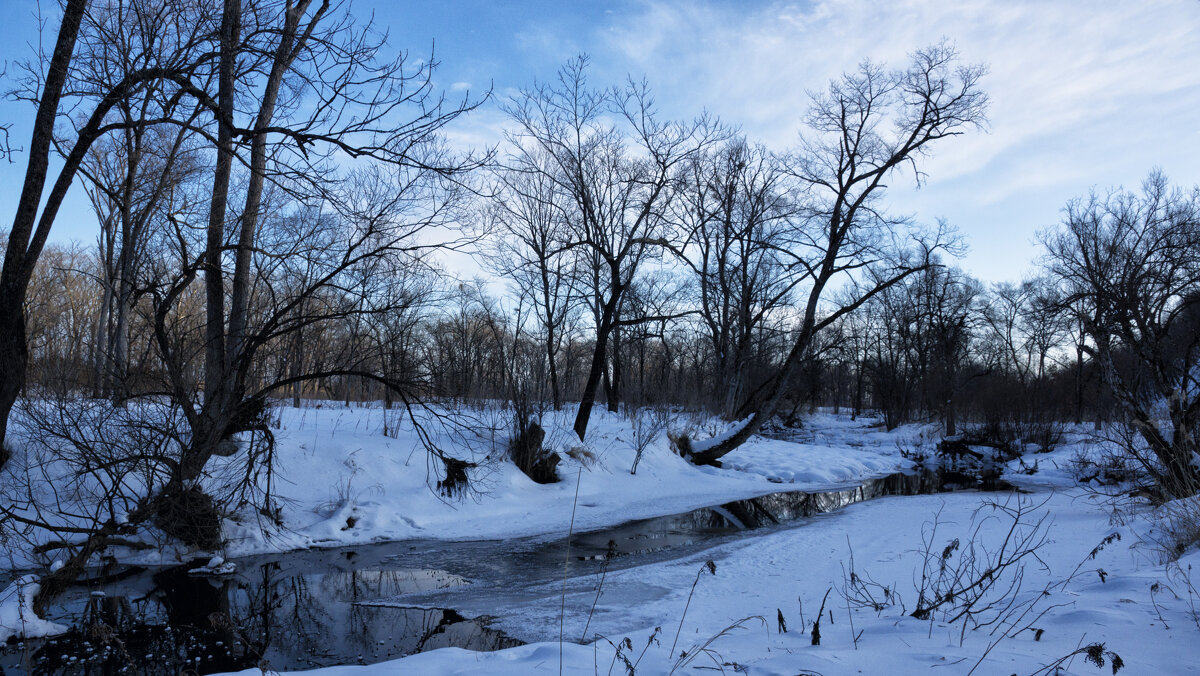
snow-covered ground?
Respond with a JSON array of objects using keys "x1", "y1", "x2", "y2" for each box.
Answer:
[
  {"x1": 212, "y1": 405, "x2": 909, "y2": 559},
  {"x1": 7, "y1": 403, "x2": 1200, "y2": 674},
  {"x1": 188, "y1": 407, "x2": 1200, "y2": 675},
  {"x1": 0, "y1": 575, "x2": 66, "y2": 644}
]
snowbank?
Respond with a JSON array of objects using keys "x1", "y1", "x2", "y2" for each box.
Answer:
[
  {"x1": 204, "y1": 407, "x2": 913, "y2": 561},
  {"x1": 0, "y1": 575, "x2": 67, "y2": 642}
]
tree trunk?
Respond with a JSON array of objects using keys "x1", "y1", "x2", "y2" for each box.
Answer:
[
  {"x1": 112, "y1": 271, "x2": 133, "y2": 405},
  {"x1": 202, "y1": 0, "x2": 240, "y2": 412},
  {"x1": 0, "y1": 0, "x2": 87, "y2": 451},
  {"x1": 290, "y1": 326, "x2": 303, "y2": 408},
  {"x1": 546, "y1": 331, "x2": 561, "y2": 410},
  {"x1": 606, "y1": 325, "x2": 621, "y2": 413},
  {"x1": 0, "y1": 306, "x2": 27, "y2": 452},
  {"x1": 1074, "y1": 344, "x2": 1084, "y2": 426},
  {"x1": 573, "y1": 293, "x2": 621, "y2": 440},
  {"x1": 91, "y1": 274, "x2": 113, "y2": 397},
  {"x1": 852, "y1": 357, "x2": 864, "y2": 421},
  {"x1": 691, "y1": 323, "x2": 814, "y2": 465}
]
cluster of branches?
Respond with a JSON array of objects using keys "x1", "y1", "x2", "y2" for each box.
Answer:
[
  {"x1": 481, "y1": 46, "x2": 988, "y2": 460},
  {"x1": 0, "y1": 0, "x2": 483, "y2": 608},
  {"x1": 478, "y1": 51, "x2": 1199, "y2": 491},
  {"x1": 826, "y1": 264, "x2": 1101, "y2": 435}
]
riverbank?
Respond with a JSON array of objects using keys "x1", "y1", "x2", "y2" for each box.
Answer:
[
  {"x1": 213, "y1": 421, "x2": 1200, "y2": 674},
  {"x1": 199, "y1": 405, "x2": 914, "y2": 561}
]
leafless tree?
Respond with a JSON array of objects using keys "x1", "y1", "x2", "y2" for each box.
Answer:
[
  {"x1": 1, "y1": 0, "x2": 485, "y2": 607},
  {"x1": 502, "y1": 56, "x2": 723, "y2": 440},
  {"x1": 81, "y1": 113, "x2": 205, "y2": 403},
  {"x1": 23, "y1": 243, "x2": 101, "y2": 395},
  {"x1": 675, "y1": 138, "x2": 799, "y2": 417},
  {"x1": 483, "y1": 148, "x2": 578, "y2": 410},
  {"x1": 1042, "y1": 171, "x2": 1200, "y2": 497},
  {"x1": 689, "y1": 43, "x2": 986, "y2": 464},
  {"x1": 1, "y1": 0, "x2": 206, "y2": 453}
]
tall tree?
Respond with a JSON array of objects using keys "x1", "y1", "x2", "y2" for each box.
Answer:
[
  {"x1": 0, "y1": 0, "x2": 90, "y2": 451},
  {"x1": 484, "y1": 149, "x2": 577, "y2": 410},
  {"x1": 689, "y1": 43, "x2": 987, "y2": 464},
  {"x1": 81, "y1": 111, "x2": 203, "y2": 402},
  {"x1": 0, "y1": 0, "x2": 215, "y2": 449},
  {"x1": 676, "y1": 138, "x2": 797, "y2": 416},
  {"x1": 1043, "y1": 172, "x2": 1200, "y2": 497},
  {"x1": 502, "y1": 56, "x2": 721, "y2": 440},
  {"x1": 6, "y1": 0, "x2": 483, "y2": 609}
]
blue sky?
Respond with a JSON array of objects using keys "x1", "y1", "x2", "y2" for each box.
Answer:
[{"x1": 3, "y1": 0, "x2": 1199, "y2": 282}]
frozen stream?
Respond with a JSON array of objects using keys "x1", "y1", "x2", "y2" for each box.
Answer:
[{"x1": 1, "y1": 470, "x2": 1015, "y2": 675}]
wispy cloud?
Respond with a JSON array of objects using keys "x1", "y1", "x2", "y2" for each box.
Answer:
[
  {"x1": 576, "y1": 0, "x2": 1200, "y2": 279},
  {"x1": 596, "y1": 0, "x2": 1200, "y2": 179}
]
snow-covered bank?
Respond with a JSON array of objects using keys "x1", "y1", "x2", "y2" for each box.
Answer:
[
  {"x1": 0, "y1": 403, "x2": 909, "y2": 574},
  {"x1": 211, "y1": 406, "x2": 908, "y2": 560},
  {"x1": 204, "y1": 415, "x2": 1200, "y2": 675},
  {"x1": 0, "y1": 576, "x2": 66, "y2": 643},
  {"x1": 217, "y1": 487, "x2": 1200, "y2": 675},
  {"x1": 10, "y1": 404, "x2": 1200, "y2": 674}
]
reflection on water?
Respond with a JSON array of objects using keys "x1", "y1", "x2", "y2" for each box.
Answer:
[
  {"x1": 564, "y1": 469, "x2": 1015, "y2": 561},
  {"x1": 1, "y1": 469, "x2": 1013, "y2": 674},
  {"x1": 0, "y1": 560, "x2": 512, "y2": 675}
]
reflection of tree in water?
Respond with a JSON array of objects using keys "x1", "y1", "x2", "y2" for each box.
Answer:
[
  {"x1": 14, "y1": 559, "x2": 518, "y2": 674},
  {"x1": 223, "y1": 563, "x2": 514, "y2": 667},
  {"x1": 23, "y1": 570, "x2": 262, "y2": 675}
]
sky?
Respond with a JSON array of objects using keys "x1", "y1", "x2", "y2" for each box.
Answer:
[{"x1": 1, "y1": 0, "x2": 1199, "y2": 283}]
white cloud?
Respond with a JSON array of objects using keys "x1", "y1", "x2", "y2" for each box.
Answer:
[{"x1": 577, "y1": 0, "x2": 1200, "y2": 280}]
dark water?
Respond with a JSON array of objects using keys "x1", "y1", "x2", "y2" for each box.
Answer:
[{"x1": 2, "y1": 468, "x2": 1012, "y2": 674}]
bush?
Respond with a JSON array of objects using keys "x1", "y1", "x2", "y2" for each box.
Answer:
[
  {"x1": 1150, "y1": 495, "x2": 1200, "y2": 561},
  {"x1": 437, "y1": 456, "x2": 476, "y2": 497},
  {"x1": 1067, "y1": 446, "x2": 1139, "y2": 488},
  {"x1": 959, "y1": 419, "x2": 1065, "y2": 458}
]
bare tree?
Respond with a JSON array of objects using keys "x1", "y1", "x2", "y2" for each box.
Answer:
[
  {"x1": 23, "y1": 243, "x2": 100, "y2": 395},
  {"x1": 2, "y1": 0, "x2": 485, "y2": 608},
  {"x1": 484, "y1": 148, "x2": 577, "y2": 410},
  {"x1": 0, "y1": 0, "x2": 218, "y2": 450},
  {"x1": 81, "y1": 113, "x2": 204, "y2": 402},
  {"x1": 1042, "y1": 171, "x2": 1200, "y2": 497},
  {"x1": 0, "y1": 0, "x2": 94, "y2": 451},
  {"x1": 689, "y1": 43, "x2": 986, "y2": 464},
  {"x1": 675, "y1": 138, "x2": 798, "y2": 416},
  {"x1": 911, "y1": 264, "x2": 981, "y2": 435},
  {"x1": 156, "y1": 0, "x2": 484, "y2": 489},
  {"x1": 502, "y1": 56, "x2": 722, "y2": 440}
]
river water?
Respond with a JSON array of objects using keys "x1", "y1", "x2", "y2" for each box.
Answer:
[{"x1": 1, "y1": 469, "x2": 1012, "y2": 674}]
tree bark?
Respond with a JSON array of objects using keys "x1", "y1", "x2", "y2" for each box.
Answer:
[
  {"x1": 0, "y1": 0, "x2": 88, "y2": 451},
  {"x1": 202, "y1": 0, "x2": 240, "y2": 415},
  {"x1": 573, "y1": 289, "x2": 621, "y2": 440}
]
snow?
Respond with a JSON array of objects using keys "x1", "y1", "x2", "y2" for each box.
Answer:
[
  {"x1": 212, "y1": 473, "x2": 1200, "y2": 675},
  {"x1": 205, "y1": 410, "x2": 1200, "y2": 674},
  {"x1": 204, "y1": 407, "x2": 914, "y2": 561},
  {"x1": 687, "y1": 415, "x2": 752, "y2": 454},
  {"x1": 0, "y1": 575, "x2": 67, "y2": 643},
  {"x1": 6, "y1": 403, "x2": 1200, "y2": 673},
  {"x1": 188, "y1": 555, "x2": 237, "y2": 575}
]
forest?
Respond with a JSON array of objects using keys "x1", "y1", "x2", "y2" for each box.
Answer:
[{"x1": 0, "y1": 1, "x2": 1198, "y2": 674}]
